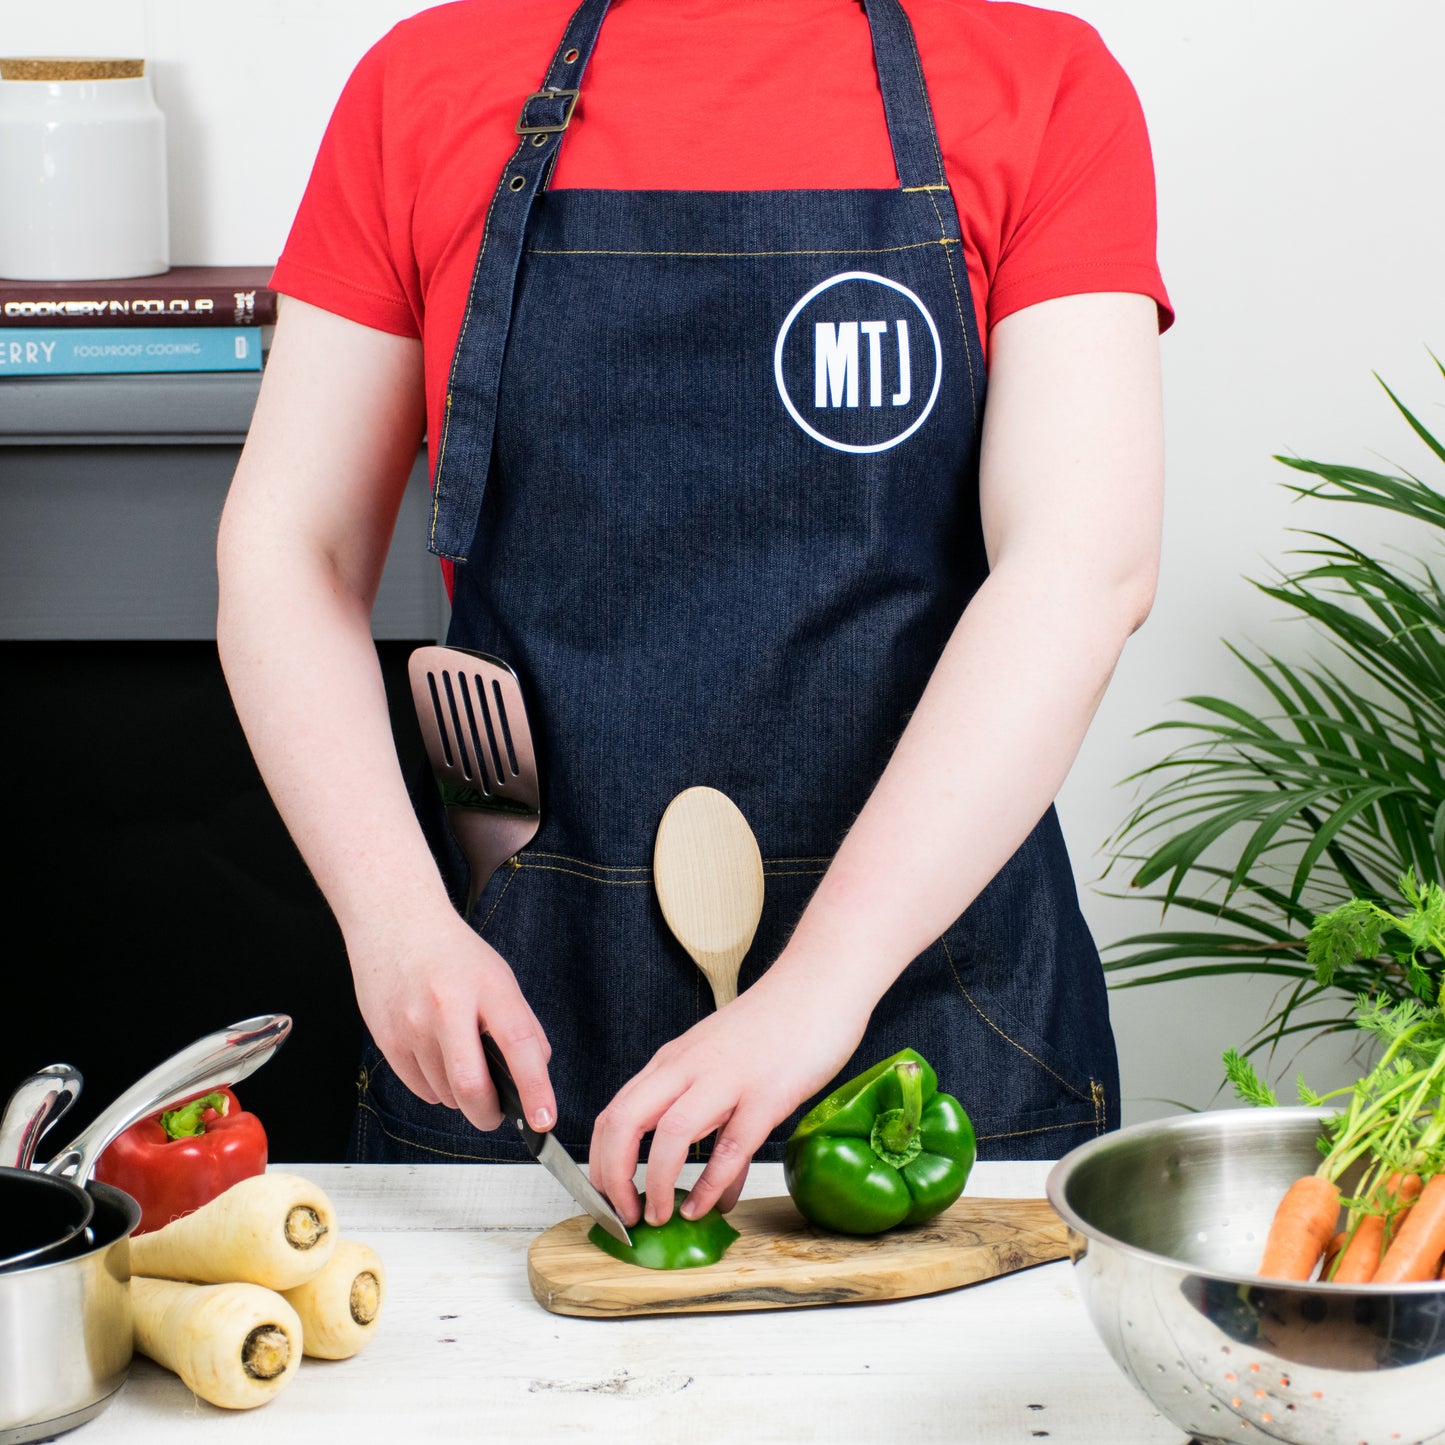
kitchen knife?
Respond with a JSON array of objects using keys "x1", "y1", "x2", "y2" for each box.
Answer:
[{"x1": 480, "y1": 1033, "x2": 631, "y2": 1246}]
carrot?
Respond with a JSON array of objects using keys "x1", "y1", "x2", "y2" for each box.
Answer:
[
  {"x1": 1259, "y1": 1174, "x2": 1341, "y2": 1279},
  {"x1": 130, "y1": 1171, "x2": 337, "y2": 1291},
  {"x1": 132, "y1": 1277, "x2": 302, "y2": 1409},
  {"x1": 1331, "y1": 1213, "x2": 1386, "y2": 1283},
  {"x1": 280, "y1": 1238, "x2": 385, "y2": 1360},
  {"x1": 1384, "y1": 1171, "x2": 1424, "y2": 1227},
  {"x1": 1387, "y1": 1171, "x2": 1423, "y2": 1200},
  {"x1": 1375, "y1": 1174, "x2": 1445, "y2": 1283},
  {"x1": 1320, "y1": 1230, "x2": 1348, "y2": 1278}
]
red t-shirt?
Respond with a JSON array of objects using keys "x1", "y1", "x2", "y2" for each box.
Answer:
[{"x1": 273, "y1": 0, "x2": 1172, "y2": 469}]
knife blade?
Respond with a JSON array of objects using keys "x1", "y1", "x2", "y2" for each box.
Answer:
[{"x1": 480, "y1": 1033, "x2": 632, "y2": 1246}]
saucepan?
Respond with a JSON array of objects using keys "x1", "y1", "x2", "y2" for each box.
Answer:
[{"x1": 0, "y1": 1014, "x2": 291, "y2": 1444}]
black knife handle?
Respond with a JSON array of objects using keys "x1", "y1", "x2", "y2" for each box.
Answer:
[{"x1": 480, "y1": 1032, "x2": 546, "y2": 1154}]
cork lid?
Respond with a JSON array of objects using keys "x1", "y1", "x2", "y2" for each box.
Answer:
[{"x1": 0, "y1": 58, "x2": 146, "y2": 82}]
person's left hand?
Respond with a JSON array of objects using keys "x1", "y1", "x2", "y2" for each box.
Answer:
[{"x1": 588, "y1": 970, "x2": 869, "y2": 1227}]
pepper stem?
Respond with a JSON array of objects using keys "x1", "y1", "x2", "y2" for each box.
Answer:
[
  {"x1": 870, "y1": 1061, "x2": 925, "y2": 1169},
  {"x1": 159, "y1": 1092, "x2": 229, "y2": 1140}
]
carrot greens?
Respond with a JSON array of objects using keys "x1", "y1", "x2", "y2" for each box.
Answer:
[{"x1": 1223, "y1": 873, "x2": 1445, "y2": 1280}]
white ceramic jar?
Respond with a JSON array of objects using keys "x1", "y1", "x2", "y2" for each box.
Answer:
[{"x1": 0, "y1": 58, "x2": 169, "y2": 280}]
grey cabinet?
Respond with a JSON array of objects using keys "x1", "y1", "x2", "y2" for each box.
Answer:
[{"x1": 0, "y1": 372, "x2": 448, "y2": 641}]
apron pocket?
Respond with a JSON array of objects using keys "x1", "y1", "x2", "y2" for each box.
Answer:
[{"x1": 931, "y1": 928, "x2": 1102, "y2": 1108}]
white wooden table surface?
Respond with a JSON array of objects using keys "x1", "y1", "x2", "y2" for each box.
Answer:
[{"x1": 87, "y1": 1161, "x2": 1184, "y2": 1445}]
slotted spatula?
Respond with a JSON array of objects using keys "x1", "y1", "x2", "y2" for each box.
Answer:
[{"x1": 408, "y1": 646, "x2": 541, "y2": 916}]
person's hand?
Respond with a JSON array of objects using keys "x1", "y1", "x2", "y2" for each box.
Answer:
[
  {"x1": 588, "y1": 970, "x2": 869, "y2": 1227},
  {"x1": 347, "y1": 903, "x2": 555, "y2": 1134}
]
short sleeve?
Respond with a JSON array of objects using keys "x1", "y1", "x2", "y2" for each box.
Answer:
[
  {"x1": 269, "y1": 36, "x2": 421, "y2": 339},
  {"x1": 987, "y1": 28, "x2": 1173, "y2": 334}
]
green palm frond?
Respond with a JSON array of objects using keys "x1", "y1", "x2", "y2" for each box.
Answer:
[{"x1": 1106, "y1": 363, "x2": 1445, "y2": 1056}]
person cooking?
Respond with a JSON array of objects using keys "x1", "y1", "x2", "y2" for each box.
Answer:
[{"x1": 217, "y1": 0, "x2": 1170, "y2": 1232}]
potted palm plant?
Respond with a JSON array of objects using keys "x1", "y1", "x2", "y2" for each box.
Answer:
[{"x1": 1106, "y1": 361, "x2": 1445, "y2": 1064}]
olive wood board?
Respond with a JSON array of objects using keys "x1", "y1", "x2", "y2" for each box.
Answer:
[{"x1": 527, "y1": 1193, "x2": 1070, "y2": 1317}]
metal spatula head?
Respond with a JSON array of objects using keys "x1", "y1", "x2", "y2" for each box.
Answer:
[{"x1": 409, "y1": 646, "x2": 541, "y2": 915}]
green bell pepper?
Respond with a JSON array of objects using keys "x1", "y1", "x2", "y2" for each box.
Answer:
[
  {"x1": 587, "y1": 1189, "x2": 740, "y2": 1270},
  {"x1": 784, "y1": 1048, "x2": 975, "y2": 1235}
]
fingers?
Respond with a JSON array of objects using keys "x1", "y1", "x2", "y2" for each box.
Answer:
[
  {"x1": 682, "y1": 1113, "x2": 768, "y2": 1219},
  {"x1": 434, "y1": 1013, "x2": 502, "y2": 1132},
  {"x1": 641, "y1": 1093, "x2": 719, "y2": 1225},
  {"x1": 589, "y1": 1088, "x2": 652, "y2": 1227},
  {"x1": 386, "y1": 1049, "x2": 444, "y2": 1108},
  {"x1": 485, "y1": 1012, "x2": 557, "y2": 1133},
  {"x1": 716, "y1": 1158, "x2": 752, "y2": 1216},
  {"x1": 362, "y1": 927, "x2": 555, "y2": 1136},
  {"x1": 592, "y1": 1068, "x2": 766, "y2": 1228}
]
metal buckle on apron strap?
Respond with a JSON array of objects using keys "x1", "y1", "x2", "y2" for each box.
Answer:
[{"x1": 515, "y1": 88, "x2": 580, "y2": 136}]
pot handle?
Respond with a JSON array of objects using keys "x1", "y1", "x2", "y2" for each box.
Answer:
[
  {"x1": 43, "y1": 1014, "x2": 291, "y2": 1181},
  {"x1": 0, "y1": 1063, "x2": 82, "y2": 1169}
]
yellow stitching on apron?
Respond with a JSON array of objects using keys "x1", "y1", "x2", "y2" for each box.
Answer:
[
  {"x1": 921, "y1": 188, "x2": 975, "y2": 410},
  {"x1": 901, "y1": 184, "x2": 949, "y2": 192},
  {"x1": 477, "y1": 863, "x2": 520, "y2": 932},
  {"x1": 522, "y1": 239, "x2": 960, "y2": 259},
  {"x1": 1091, "y1": 1078, "x2": 1106, "y2": 1136},
  {"x1": 354, "y1": 1064, "x2": 372, "y2": 1157},
  {"x1": 355, "y1": 1099, "x2": 555, "y2": 1163},
  {"x1": 939, "y1": 937, "x2": 1093, "y2": 1102},
  {"x1": 512, "y1": 852, "x2": 827, "y2": 879},
  {"x1": 514, "y1": 861, "x2": 653, "y2": 885},
  {"x1": 975, "y1": 1117, "x2": 1095, "y2": 1142},
  {"x1": 896, "y1": 2, "x2": 978, "y2": 412},
  {"x1": 523, "y1": 851, "x2": 650, "y2": 871}
]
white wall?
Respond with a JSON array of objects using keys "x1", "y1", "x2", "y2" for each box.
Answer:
[
  {"x1": 1054, "y1": 0, "x2": 1445, "y2": 1121},
  {"x1": 9, "y1": 1, "x2": 1444, "y2": 1122}
]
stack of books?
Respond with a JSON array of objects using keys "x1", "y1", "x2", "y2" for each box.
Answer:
[{"x1": 0, "y1": 265, "x2": 275, "y2": 377}]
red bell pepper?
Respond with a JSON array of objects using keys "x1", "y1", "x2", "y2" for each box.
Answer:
[{"x1": 93, "y1": 1087, "x2": 267, "y2": 1234}]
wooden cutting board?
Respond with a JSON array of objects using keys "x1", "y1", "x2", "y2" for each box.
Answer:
[{"x1": 527, "y1": 1194, "x2": 1070, "y2": 1317}]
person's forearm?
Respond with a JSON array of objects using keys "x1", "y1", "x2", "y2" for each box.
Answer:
[
  {"x1": 216, "y1": 547, "x2": 451, "y2": 944},
  {"x1": 765, "y1": 556, "x2": 1152, "y2": 1011}
]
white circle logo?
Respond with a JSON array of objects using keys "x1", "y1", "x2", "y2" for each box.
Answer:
[{"x1": 773, "y1": 271, "x2": 943, "y2": 454}]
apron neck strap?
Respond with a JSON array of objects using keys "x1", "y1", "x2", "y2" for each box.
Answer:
[
  {"x1": 515, "y1": 0, "x2": 611, "y2": 157},
  {"x1": 861, "y1": 0, "x2": 950, "y2": 191}
]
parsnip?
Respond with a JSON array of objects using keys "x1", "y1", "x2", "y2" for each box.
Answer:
[
  {"x1": 130, "y1": 1171, "x2": 338, "y2": 1289},
  {"x1": 281, "y1": 1238, "x2": 385, "y2": 1359},
  {"x1": 132, "y1": 1277, "x2": 302, "y2": 1409}
]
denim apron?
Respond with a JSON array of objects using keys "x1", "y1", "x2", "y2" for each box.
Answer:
[{"x1": 352, "y1": 0, "x2": 1119, "y2": 1165}]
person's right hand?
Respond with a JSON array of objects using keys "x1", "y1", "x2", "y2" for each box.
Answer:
[{"x1": 346, "y1": 905, "x2": 556, "y2": 1135}]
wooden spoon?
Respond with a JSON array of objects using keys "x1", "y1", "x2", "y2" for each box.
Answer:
[{"x1": 653, "y1": 787, "x2": 764, "y2": 1008}]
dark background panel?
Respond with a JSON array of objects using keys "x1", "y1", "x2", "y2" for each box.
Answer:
[{"x1": 1, "y1": 639, "x2": 429, "y2": 1164}]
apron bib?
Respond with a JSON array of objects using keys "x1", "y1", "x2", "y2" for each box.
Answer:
[{"x1": 353, "y1": 0, "x2": 1119, "y2": 1166}]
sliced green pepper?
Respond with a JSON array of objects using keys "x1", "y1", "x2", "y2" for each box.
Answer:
[
  {"x1": 587, "y1": 1189, "x2": 740, "y2": 1270},
  {"x1": 784, "y1": 1048, "x2": 975, "y2": 1235}
]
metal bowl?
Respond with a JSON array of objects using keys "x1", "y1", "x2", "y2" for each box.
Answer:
[{"x1": 1046, "y1": 1107, "x2": 1445, "y2": 1445}]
